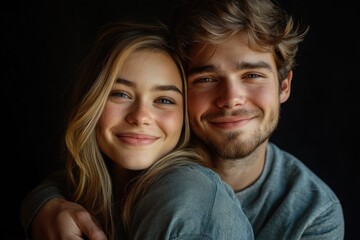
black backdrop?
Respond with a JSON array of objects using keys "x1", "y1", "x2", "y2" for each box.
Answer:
[{"x1": 2, "y1": 0, "x2": 359, "y2": 239}]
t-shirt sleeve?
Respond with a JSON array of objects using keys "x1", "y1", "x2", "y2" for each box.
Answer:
[{"x1": 129, "y1": 164, "x2": 254, "y2": 240}]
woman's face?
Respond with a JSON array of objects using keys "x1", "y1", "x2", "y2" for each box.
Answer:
[{"x1": 96, "y1": 49, "x2": 184, "y2": 170}]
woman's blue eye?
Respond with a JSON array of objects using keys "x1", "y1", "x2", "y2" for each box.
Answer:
[{"x1": 111, "y1": 91, "x2": 130, "y2": 99}]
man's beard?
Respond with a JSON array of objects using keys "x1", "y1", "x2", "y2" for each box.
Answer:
[
  {"x1": 206, "y1": 128, "x2": 269, "y2": 160},
  {"x1": 196, "y1": 108, "x2": 279, "y2": 161}
]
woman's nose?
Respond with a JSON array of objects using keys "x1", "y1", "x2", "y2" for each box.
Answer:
[{"x1": 126, "y1": 102, "x2": 152, "y2": 126}]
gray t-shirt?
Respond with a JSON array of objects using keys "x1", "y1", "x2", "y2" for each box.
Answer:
[
  {"x1": 237, "y1": 142, "x2": 344, "y2": 239},
  {"x1": 20, "y1": 142, "x2": 344, "y2": 239}
]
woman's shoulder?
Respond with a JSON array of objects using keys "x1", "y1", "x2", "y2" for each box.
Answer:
[
  {"x1": 157, "y1": 163, "x2": 223, "y2": 190},
  {"x1": 132, "y1": 163, "x2": 254, "y2": 240}
]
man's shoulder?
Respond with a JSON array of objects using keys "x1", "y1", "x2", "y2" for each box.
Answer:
[
  {"x1": 266, "y1": 142, "x2": 340, "y2": 202},
  {"x1": 242, "y1": 143, "x2": 344, "y2": 239}
]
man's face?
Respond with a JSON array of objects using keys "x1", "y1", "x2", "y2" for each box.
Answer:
[{"x1": 186, "y1": 32, "x2": 291, "y2": 160}]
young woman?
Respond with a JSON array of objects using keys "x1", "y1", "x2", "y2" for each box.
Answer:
[{"x1": 22, "y1": 20, "x2": 254, "y2": 240}]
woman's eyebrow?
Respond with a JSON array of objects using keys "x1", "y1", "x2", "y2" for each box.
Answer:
[
  {"x1": 116, "y1": 77, "x2": 182, "y2": 94},
  {"x1": 116, "y1": 78, "x2": 135, "y2": 87},
  {"x1": 154, "y1": 84, "x2": 182, "y2": 94}
]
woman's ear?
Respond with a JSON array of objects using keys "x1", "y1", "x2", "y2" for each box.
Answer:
[{"x1": 280, "y1": 70, "x2": 292, "y2": 103}]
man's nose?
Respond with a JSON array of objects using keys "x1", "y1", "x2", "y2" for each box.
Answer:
[{"x1": 216, "y1": 79, "x2": 246, "y2": 109}]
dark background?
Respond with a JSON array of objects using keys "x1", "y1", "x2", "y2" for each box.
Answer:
[{"x1": 2, "y1": 0, "x2": 359, "y2": 239}]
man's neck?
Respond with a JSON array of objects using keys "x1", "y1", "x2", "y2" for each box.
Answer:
[{"x1": 214, "y1": 141, "x2": 267, "y2": 192}]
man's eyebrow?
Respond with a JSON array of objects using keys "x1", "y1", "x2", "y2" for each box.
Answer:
[
  {"x1": 187, "y1": 65, "x2": 216, "y2": 75},
  {"x1": 237, "y1": 61, "x2": 272, "y2": 71},
  {"x1": 187, "y1": 61, "x2": 273, "y2": 75},
  {"x1": 116, "y1": 78, "x2": 182, "y2": 94}
]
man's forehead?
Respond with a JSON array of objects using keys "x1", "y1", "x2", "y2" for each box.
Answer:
[{"x1": 187, "y1": 33, "x2": 274, "y2": 71}]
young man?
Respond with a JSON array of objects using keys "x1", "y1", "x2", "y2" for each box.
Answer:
[{"x1": 20, "y1": 0, "x2": 345, "y2": 239}]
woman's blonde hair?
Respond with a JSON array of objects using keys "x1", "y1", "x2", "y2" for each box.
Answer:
[{"x1": 63, "y1": 21, "x2": 204, "y2": 239}]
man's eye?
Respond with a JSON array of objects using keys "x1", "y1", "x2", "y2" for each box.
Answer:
[
  {"x1": 155, "y1": 98, "x2": 175, "y2": 104},
  {"x1": 194, "y1": 77, "x2": 216, "y2": 83},
  {"x1": 244, "y1": 73, "x2": 262, "y2": 79}
]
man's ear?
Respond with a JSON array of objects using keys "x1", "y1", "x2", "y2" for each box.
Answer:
[{"x1": 280, "y1": 70, "x2": 292, "y2": 103}]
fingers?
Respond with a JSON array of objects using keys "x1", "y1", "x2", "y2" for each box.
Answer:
[
  {"x1": 31, "y1": 198, "x2": 108, "y2": 240},
  {"x1": 74, "y1": 211, "x2": 108, "y2": 240}
]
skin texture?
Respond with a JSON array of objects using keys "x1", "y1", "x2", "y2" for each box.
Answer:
[
  {"x1": 187, "y1": 33, "x2": 292, "y2": 191},
  {"x1": 97, "y1": 50, "x2": 184, "y2": 171}
]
